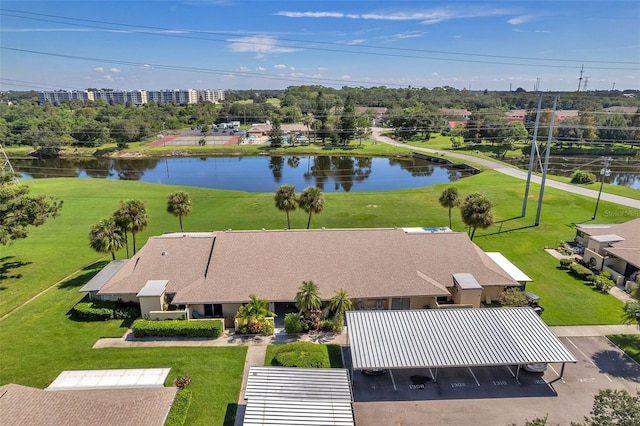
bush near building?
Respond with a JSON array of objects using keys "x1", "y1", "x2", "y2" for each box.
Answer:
[
  {"x1": 131, "y1": 319, "x2": 222, "y2": 338},
  {"x1": 69, "y1": 300, "x2": 140, "y2": 321}
]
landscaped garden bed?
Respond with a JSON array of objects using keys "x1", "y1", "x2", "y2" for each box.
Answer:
[
  {"x1": 265, "y1": 342, "x2": 343, "y2": 368},
  {"x1": 132, "y1": 319, "x2": 223, "y2": 338}
]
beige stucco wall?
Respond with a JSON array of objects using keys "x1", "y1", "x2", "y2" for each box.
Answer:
[
  {"x1": 140, "y1": 295, "x2": 163, "y2": 318},
  {"x1": 584, "y1": 248, "x2": 605, "y2": 270},
  {"x1": 481, "y1": 287, "x2": 505, "y2": 304},
  {"x1": 452, "y1": 288, "x2": 482, "y2": 308},
  {"x1": 409, "y1": 296, "x2": 436, "y2": 309}
]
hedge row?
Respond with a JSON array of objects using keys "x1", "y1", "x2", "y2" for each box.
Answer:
[
  {"x1": 70, "y1": 300, "x2": 141, "y2": 321},
  {"x1": 131, "y1": 319, "x2": 222, "y2": 338}
]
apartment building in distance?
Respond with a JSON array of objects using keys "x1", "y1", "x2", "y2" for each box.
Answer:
[{"x1": 38, "y1": 88, "x2": 224, "y2": 105}]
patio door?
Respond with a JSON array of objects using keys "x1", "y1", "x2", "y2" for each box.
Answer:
[{"x1": 391, "y1": 298, "x2": 410, "y2": 310}]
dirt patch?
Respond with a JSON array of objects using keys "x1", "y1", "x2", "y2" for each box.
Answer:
[{"x1": 366, "y1": 204, "x2": 380, "y2": 208}]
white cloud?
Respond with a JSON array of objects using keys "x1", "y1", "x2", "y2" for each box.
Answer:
[
  {"x1": 277, "y1": 8, "x2": 511, "y2": 25},
  {"x1": 453, "y1": 35, "x2": 462, "y2": 39},
  {"x1": 391, "y1": 32, "x2": 425, "y2": 40},
  {"x1": 227, "y1": 36, "x2": 299, "y2": 58},
  {"x1": 110, "y1": 68, "x2": 121, "y2": 73},
  {"x1": 239, "y1": 66, "x2": 250, "y2": 72},
  {"x1": 257, "y1": 66, "x2": 265, "y2": 71},
  {"x1": 289, "y1": 66, "x2": 295, "y2": 70},
  {"x1": 274, "y1": 64, "x2": 287, "y2": 69},
  {"x1": 276, "y1": 11, "x2": 346, "y2": 18},
  {"x1": 342, "y1": 39, "x2": 366, "y2": 45},
  {"x1": 94, "y1": 67, "x2": 104, "y2": 73},
  {"x1": 432, "y1": 72, "x2": 439, "y2": 76},
  {"x1": 103, "y1": 74, "x2": 113, "y2": 81},
  {"x1": 317, "y1": 67, "x2": 328, "y2": 71},
  {"x1": 508, "y1": 15, "x2": 532, "y2": 25},
  {"x1": 340, "y1": 75, "x2": 351, "y2": 80},
  {"x1": 312, "y1": 74, "x2": 322, "y2": 78}
]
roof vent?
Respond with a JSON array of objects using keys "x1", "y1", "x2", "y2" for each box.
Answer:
[{"x1": 161, "y1": 251, "x2": 167, "y2": 256}]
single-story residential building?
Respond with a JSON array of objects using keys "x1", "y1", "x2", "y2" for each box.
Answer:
[
  {"x1": 575, "y1": 218, "x2": 640, "y2": 291},
  {"x1": 85, "y1": 228, "x2": 530, "y2": 324}
]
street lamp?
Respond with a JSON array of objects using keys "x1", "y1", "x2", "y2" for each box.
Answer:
[{"x1": 162, "y1": 122, "x2": 166, "y2": 147}]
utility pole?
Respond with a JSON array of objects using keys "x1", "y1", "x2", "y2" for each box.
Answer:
[
  {"x1": 522, "y1": 94, "x2": 543, "y2": 217},
  {"x1": 0, "y1": 143, "x2": 18, "y2": 184},
  {"x1": 582, "y1": 76, "x2": 590, "y2": 92},
  {"x1": 535, "y1": 95, "x2": 558, "y2": 226},
  {"x1": 577, "y1": 65, "x2": 584, "y2": 92},
  {"x1": 534, "y1": 78, "x2": 540, "y2": 92},
  {"x1": 592, "y1": 157, "x2": 612, "y2": 220}
]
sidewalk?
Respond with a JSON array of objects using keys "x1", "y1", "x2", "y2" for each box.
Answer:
[
  {"x1": 550, "y1": 324, "x2": 639, "y2": 337},
  {"x1": 93, "y1": 327, "x2": 348, "y2": 348}
]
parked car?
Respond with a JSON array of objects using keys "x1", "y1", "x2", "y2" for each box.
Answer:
[
  {"x1": 525, "y1": 292, "x2": 544, "y2": 316},
  {"x1": 523, "y1": 363, "x2": 548, "y2": 373},
  {"x1": 361, "y1": 369, "x2": 387, "y2": 376}
]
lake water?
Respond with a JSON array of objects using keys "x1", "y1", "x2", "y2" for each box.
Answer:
[{"x1": 12, "y1": 155, "x2": 473, "y2": 192}]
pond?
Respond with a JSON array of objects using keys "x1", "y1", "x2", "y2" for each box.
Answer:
[
  {"x1": 12, "y1": 155, "x2": 474, "y2": 193},
  {"x1": 502, "y1": 155, "x2": 640, "y2": 189}
]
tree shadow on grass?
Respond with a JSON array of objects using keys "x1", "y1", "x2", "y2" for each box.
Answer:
[
  {"x1": 0, "y1": 256, "x2": 33, "y2": 287},
  {"x1": 224, "y1": 403, "x2": 239, "y2": 426},
  {"x1": 58, "y1": 260, "x2": 110, "y2": 290}
]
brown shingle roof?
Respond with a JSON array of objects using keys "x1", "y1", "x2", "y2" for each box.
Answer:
[
  {"x1": 0, "y1": 384, "x2": 176, "y2": 426},
  {"x1": 578, "y1": 218, "x2": 640, "y2": 268}
]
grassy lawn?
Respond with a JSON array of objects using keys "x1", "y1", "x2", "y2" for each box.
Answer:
[
  {"x1": 0, "y1": 262, "x2": 246, "y2": 426},
  {"x1": 264, "y1": 343, "x2": 344, "y2": 368},
  {"x1": 608, "y1": 334, "x2": 640, "y2": 364}
]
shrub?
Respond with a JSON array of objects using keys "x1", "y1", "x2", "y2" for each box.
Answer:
[
  {"x1": 69, "y1": 300, "x2": 141, "y2": 321},
  {"x1": 333, "y1": 315, "x2": 345, "y2": 333},
  {"x1": 70, "y1": 301, "x2": 113, "y2": 321},
  {"x1": 173, "y1": 375, "x2": 192, "y2": 389},
  {"x1": 571, "y1": 170, "x2": 597, "y2": 184},
  {"x1": 260, "y1": 318, "x2": 275, "y2": 336},
  {"x1": 283, "y1": 312, "x2": 305, "y2": 334},
  {"x1": 320, "y1": 319, "x2": 334, "y2": 332},
  {"x1": 601, "y1": 271, "x2": 612, "y2": 280},
  {"x1": 559, "y1": 258, "x2": 573, "y2": 269},
  {"x1": 569, "y1": 262, "x2": 593, "y2": 279},
  {"x1": 593, "y1": 275, "x2": 615, "y2": 293},
  {"x1": 273, "y1": 342, "x2": 328, "y2": 368},
  {"x1": 499, "y1": 288, "x2": 529, "y2": 307},
  {"x1": 131, "y1": 319, "x2": 222, "y2": 338}
]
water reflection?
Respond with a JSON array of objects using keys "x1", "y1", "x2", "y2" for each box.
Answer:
[{"x1": 13, "y1": 155, "x2": 471, "y2": 193}]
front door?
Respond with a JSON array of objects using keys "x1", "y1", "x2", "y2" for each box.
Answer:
[{"x1": 213, "y1": 304, "x2": 223, "y2": 317}]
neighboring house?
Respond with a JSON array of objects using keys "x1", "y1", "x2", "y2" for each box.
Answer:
[
  {"x1": 575, "y1": 218, "x2": 640, "y2": 290},
  {"x1": 553, "y1": 110, "x2": 579, "y2": 121},
  {"x1": 247, "y1": 123, "x2": 308, "y2": 138},
  {"x1": 504, "y1": 109, "x2": 526, "y2": 123},
  {"x1": 440, "y1": 108, "x2": 471, "y2": 120},
  {"x1": 447, "y1": 120, "x2": 465, "y2": 131},
  {"x1": 603, "y1": 106, "x2": 638, "y2": 114},
  {"x1": 86, "y1": 228, "x2": 529, "y2": 324}
]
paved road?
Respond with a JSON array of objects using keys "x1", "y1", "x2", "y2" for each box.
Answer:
[{"x1": 372, "y1": 128, "x2": 640, "y2": 209}]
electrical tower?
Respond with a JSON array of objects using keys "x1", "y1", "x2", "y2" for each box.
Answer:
[
  {"x1": 0, "y1": 143, "x2": 18, "y2": 184},
  {"x1": 582, "y1": 76, "x2": 590, "y2": 92},
  {"x1": 533, "y1": 78, "x2": 540, "y2": 92},
  {"x1": 577, "y1": 65, "x2": 584, "y2": 92}
]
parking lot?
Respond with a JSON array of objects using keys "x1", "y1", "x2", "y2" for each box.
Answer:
[{"x1": 347, "y1": 336, "x2": 640, "y2": 425}]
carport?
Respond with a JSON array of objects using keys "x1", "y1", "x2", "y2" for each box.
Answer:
[{"x1": 346, "y1": 308, "x2": 577, "y2": 389}]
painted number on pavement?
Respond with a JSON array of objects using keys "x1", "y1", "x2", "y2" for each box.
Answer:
[{"x1": 451, "y1": 382, "x2": 466, "y2": 388}]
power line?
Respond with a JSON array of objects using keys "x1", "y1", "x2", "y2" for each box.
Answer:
[{"x1": 2, "y1": 9, "x2": 639, "y2": 70}]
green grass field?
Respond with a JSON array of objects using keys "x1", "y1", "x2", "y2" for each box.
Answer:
[
  {"x1": 608, "y1": 334, "x2": 640, "y2": 364},
  {"x1": 0, "y1": 262, "x2": 246, "y2": 426}
]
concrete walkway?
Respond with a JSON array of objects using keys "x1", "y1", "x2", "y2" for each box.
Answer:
[{"x1": 371, "y1": 128, "x2": 640, "y2": 210}]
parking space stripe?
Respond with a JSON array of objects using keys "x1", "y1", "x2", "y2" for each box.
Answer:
[
  {"x1": 565, "y1": 337, "x2": 613, "y2": 383},
  {"x1": 467, "y1": 367, "x2": 481, "y2": 387}
]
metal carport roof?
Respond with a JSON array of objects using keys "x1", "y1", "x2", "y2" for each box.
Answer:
[
  {"x1": 79, "y1": 260, "x2": 127, "y2": 293},
  {"x1": 346, "y1": 308, "x2": 576, "y2": 370},
  {"x1": 243, "y1": 367, "x2": 354, "y2": 426}
]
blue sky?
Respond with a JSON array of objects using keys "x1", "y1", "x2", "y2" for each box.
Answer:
[{"x1": 1, "y1": 1, "x2": 639, "y2": 92}]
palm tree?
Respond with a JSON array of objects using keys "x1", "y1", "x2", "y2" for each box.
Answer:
[
  {"x1": 88, "y1": 218, "x2": 124, "y2": 260},
  {"x1": 460, "y1": 193, "x2": 494, "y2": 240},
  {"x1": 329, "y1": 288, "x2": 352, "y2": 320},
  {"x1": 298, "y1": 186, "x2": 325, "y2": 229},
  {"x1": 622, "y1": 301, "x2": 640, "y2": 328},
  {"x1": 274, "y1": 184, "x2": 297, "y2": 229},
  {"x1": 439, "y1": 186, "x2": 461, "y2": 229},
  {"x1": 295, "y1": 280, "x2": 321, "y2": 316},
  {"x1": 235, "y1": 294, "x2": 275, "y2": 334},
  {"x1": 118, "y1": 199, "x2": 149, "y2": 254},
  {"x1": 167, "y1": 191, "x2": 192, "y2": 232},
  {"x1": 111, "y1": 209, "x2": 131, "y2": 258}
]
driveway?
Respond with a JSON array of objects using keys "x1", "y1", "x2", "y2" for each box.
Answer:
[
  {"x1": 371, "y1": 128, "x2": 640, "y2": 210},
  {"x1": 349, "y1": 335, "x2": 640, "y2": 426}
]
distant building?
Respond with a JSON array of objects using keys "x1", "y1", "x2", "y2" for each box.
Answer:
[
  {"x1": 504, "y1": 109, "x2": 526, "y2": 123},
  {"x1": 38, "y1": 88, "x2": 224, "y2": 105},
  {"x1": 440, "y1": 108, "x2": 471, "y2": 120},
  {"x1": 604, "y1": 106, "x2": 638, "y2": 114}
]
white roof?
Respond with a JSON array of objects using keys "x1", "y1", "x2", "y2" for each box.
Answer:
[
  {"x1": 453, "y1": 273, "x2": 482, "y2": 289},
  {"x1": 346, "y1": 308, "x2": 577, "y2": 370},
  {"x1": 79, "y1": 260, "x2": 127, "y2": 293},
  {"x1": 592, "y1": 234, "x2": 624, "y2": 243},
  {"x1": 137, "y1": 279, "x2": 168, "y2": 297},
  {"x1": 486, "y1": 252, "x2": 533, "y2": 282},
  {"x1": 244, "y1": 367, "x2": 354, "y2": 426},
  {"x1": 46, "y1": 368, "x2": 171, "y2": 391}
]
